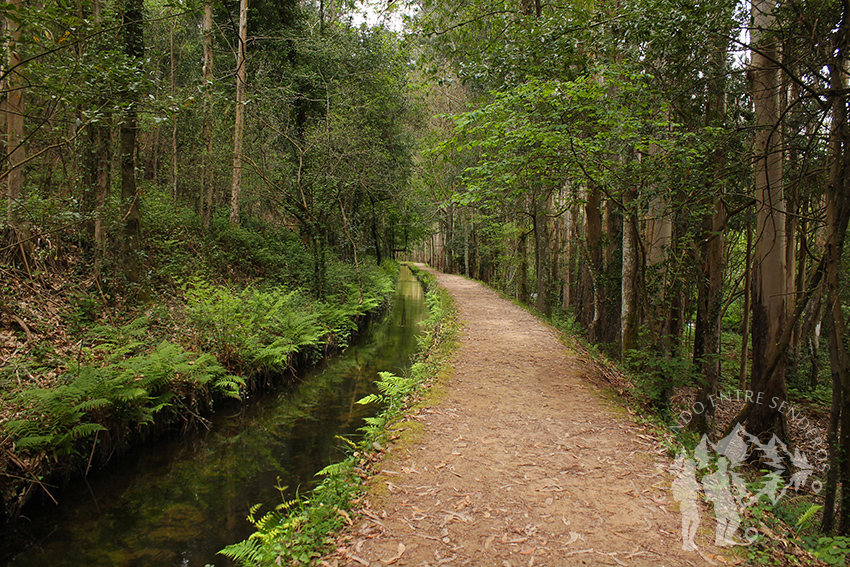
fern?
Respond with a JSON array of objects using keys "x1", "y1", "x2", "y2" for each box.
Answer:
[
  {"x1": 316, "y1": 461, "x2": 349, "y2": 477},
  {"x1": 69, "y1": 422, "x2": 107, "y2": 440},
  {"x1": 219, "y1": 538, "x2": 263, "y2": 565},
  {"x1": 4, "y1": 338, "x2": 243, "y2": 462},
  {"x1": 796, "y1": 504, "x2": 822, "y2": 530}
]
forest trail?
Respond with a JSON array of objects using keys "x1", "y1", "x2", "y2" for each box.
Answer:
[{"x1": 326, "y1": 266, "x2": 725, "y2": 567}]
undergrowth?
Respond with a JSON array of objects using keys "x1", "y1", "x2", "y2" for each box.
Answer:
[
  {"x1": 219, "y1": 264, "x2": 460, "y2": 567},
  {"x1": 0, "y1": 187, "x2": 399, "y2": 523}
]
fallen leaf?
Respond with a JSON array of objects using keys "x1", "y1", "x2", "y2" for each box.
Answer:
[{"x1": 383, "y1": 542, "x2": 406, "y2": 565}]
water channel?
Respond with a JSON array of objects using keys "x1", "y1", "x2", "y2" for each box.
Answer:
[{"x1": 1, "y1": 266, "x2": 427, "y2": 567}]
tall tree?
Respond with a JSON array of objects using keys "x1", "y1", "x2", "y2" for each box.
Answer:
[
  {"x1": 120, "y1": 0, "x2": 145, "y2": 285},
  {"x1": 821, "y1": 7, "x2": 850, "y2": 533},
  {"x1": 201, "y1": 0, "x2": 214, "y2": 231},
  {"x1": 3, "y1": 0, "x2": 30, "y2": 269},
  {"x1": 229, "y1": 0, "x2": 248, "y2": 225},
  {"x1": 746, "y1": 0, "x2": 788, "y2": 439}
]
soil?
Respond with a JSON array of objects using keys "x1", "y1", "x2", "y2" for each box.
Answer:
[{"x1": 323, "y1": 267, "x2": 734, "y2": 567}]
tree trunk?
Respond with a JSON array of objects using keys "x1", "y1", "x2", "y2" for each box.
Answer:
[
  {"x1": 821, "y1": 51, "x2": 850, "y2": 534},
  {"x1": 645, "y1": 157, "x2": 671, "y2": 338},
  {"x1": 692, "y1": 199, "x2": 726, "y2": 433},
  {"x1": 747, "y1": 0, "x2": 788, "y2": 439},
  {"x1": 692, "y1": 47, "x2": 728, "y2": 433},
  {"x1": 169, "y1": 7, "x2": 178, "y2": 202},
  {"x1": 620, "y1": 187, "x2": 639, "y2": 358},
  {"x1": 534, "y1": 191, "x2": 552, "y2": 316},
  {"x1": 584, "y1": 185, "x2": 603, "y2": 340},
  {"x1": 120, "y1": 0, "x2": 144, "y2": 286},
  {"x1": 738, "y1": 220, "x2": 752, "y2": 390},
  {"x1": 4, "y1": 0, "x2": 31, "y2": 269},
  {"x1": 201, "y1": 0, "x2": 214, "y2": 231},
  {"x1": 92, "y1": 2, "x2": 110, "y2": 269},
  {"x1": 229, "y1": 0, "x2": 248, "y2": 225},
  {"x1": 518, "y1": 226, "x2": 529, "y2": 303},
  {"x1": 463, "y1": 208, "x2": 469, "y2": 277},
  {"x1": 602, "y1": 198, "x2": 622, "y2": 345}
]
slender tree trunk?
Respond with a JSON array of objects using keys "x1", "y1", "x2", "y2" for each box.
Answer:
[
  {"x1": 120, "y1": 0, "x2": 144, "y2": 286},
  {"x1": 620, "y1": 187, "x2": 639, "y2": 358},
  {"x1": 518, "y1": 226, "x2": 529, "y2": 303},
  {"x1": 584, "y1": 186, "x2": 603, "y2": 340},
  {"x1": 229, "y1": 0, "x2": 248, "y2": 225},
  {"x1": 692, "y1": 199, "x2": 726, "y2": 433},
  {"x1": 747, "y1": 0, "x2": 788, "y2": 439},
  {"x1": 645, "y1": 143, "x2": 671, "y2": 337},
  {"x1": 169, "y1": 7, "x2": 178, "y2": 202},
  {"x1": 463, "y1": 208, "x2": 469, "y2": 277},
  {"x1": 4, "y1": 0, "x2": 31, "y2": 269},
  {"x1": 201, "y1": 1, "x2": 214, "y2": 231},
  {"x1": 91, "y1": 0, "x2": 110, "y2": 269},
  {"x1": 602, "y1": 198, "x2": 622, "y2": 345},
  {"x1": 534, "y1": 191, "x2": 552, "y2": 316},
  {"x1": 692, "y1": 49, "x2": 728, "y2": 433},
  {"x1": 739, "y1": 220, "x2": 752, "y2": 390}
]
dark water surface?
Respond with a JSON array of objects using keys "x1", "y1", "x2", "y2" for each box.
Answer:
[{"x1": 1, "y1": 266, "x2": 427, "y2": 567}]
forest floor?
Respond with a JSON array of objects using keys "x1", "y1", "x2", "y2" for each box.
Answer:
[{"x1": 322, "y1": 266, "x2": 739, "y2": 567}]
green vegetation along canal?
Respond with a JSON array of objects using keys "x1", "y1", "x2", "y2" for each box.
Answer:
[{"x1": 1, "y1": 266, "x2": 427, "y2": 567}]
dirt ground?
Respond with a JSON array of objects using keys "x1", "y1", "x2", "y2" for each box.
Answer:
[{"x1": 324, "y1": 267, "x2": 732, "y2": 566}]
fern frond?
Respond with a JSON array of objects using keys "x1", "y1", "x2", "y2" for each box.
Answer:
[
  {"x1": 69, "y1": 422, "x2": 107, "y2": 439},
  {"x1": 356, "y1": 394, "x2": 381, "y2": 405}
]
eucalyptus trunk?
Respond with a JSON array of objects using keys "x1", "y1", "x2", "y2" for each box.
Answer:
[
  {"x1": 533, "y1": 191, "x2": 552, "y2": 316},
  {"x1": 692, "y1": 46, "x2": 728, "y2": 434},
  {"x1": 620, "y1": 187, "x2": 639, "y2": 359},
  {"x1": 4, "y1": 0, "x2": 31, "y2": 269},
  {"x1": 583, "y1": 186, "x2": 603, "y2": 340},
  {"x1": 229, "y1": 0, "x2": 248, "y2": 225},
  {"x1": 201, "y1": 0, "x2": 215, "y2": 231},
  {"x1": 746, "y1": 0, "x2": 788, "y2": 439},
  {"x1": 119, "y1": 0, "x2": 144, "y2": 286}
]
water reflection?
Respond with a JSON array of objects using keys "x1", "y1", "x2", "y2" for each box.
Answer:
[{"x1": 1, "y1": 266, "x2": 427, "y2": 567}]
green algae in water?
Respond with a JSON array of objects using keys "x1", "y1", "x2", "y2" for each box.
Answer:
[{"x1": 1, "y1": 266, "x2": 427, "y2": 567}]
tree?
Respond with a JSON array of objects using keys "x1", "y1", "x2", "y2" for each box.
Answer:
[
  {"x1": 746, "y1": 0, "x2": 788, "y2": 439},
  {"x1": 119, "y1": 0, "x2": 144, "y2": 286},
  {"x1": 3, "y1": 0, "x2": 30, "y2": 269},
  {"x1": 201, "y1": 0, "x2": 214, "y2": 231},
  {"x1": 230, "y1": 0, "x2": 248, "y2": 225}
]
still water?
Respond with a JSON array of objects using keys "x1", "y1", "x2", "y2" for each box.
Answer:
[{"x1": 1, "y1": 266, "x2": 427, "y2": 567}]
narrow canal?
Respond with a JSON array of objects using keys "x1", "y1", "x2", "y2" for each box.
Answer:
[{"x1": 1, "y1": 266, "x2": 427, "y2": 567}]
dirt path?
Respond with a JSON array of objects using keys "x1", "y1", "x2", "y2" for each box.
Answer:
[{"x1": 326, "y1": 267, "x2": 724, "y2": 566}]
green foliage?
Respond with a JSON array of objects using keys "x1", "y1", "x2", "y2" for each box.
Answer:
[
  {"x1": 4, "y1": 331, "x2": 243, "y2": 463},
  {"x1": 810, "y1": 536, "x2": 850, "y2": 565},
  {"x1": 623, "y1": 347, "x2": 694, "y2": 417},
  {"x1": 182, "y1": 272, "x2": 395, "y2": 375},
  {"x1": 796, "y1": 504, "x2": 822, "y2": 531},
  {"x1": 355, "y1": 371, "x2": 418, "y2": 437},
  {"x1": 220, "y1": 265, "x2": 460, "y2": 566}
]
